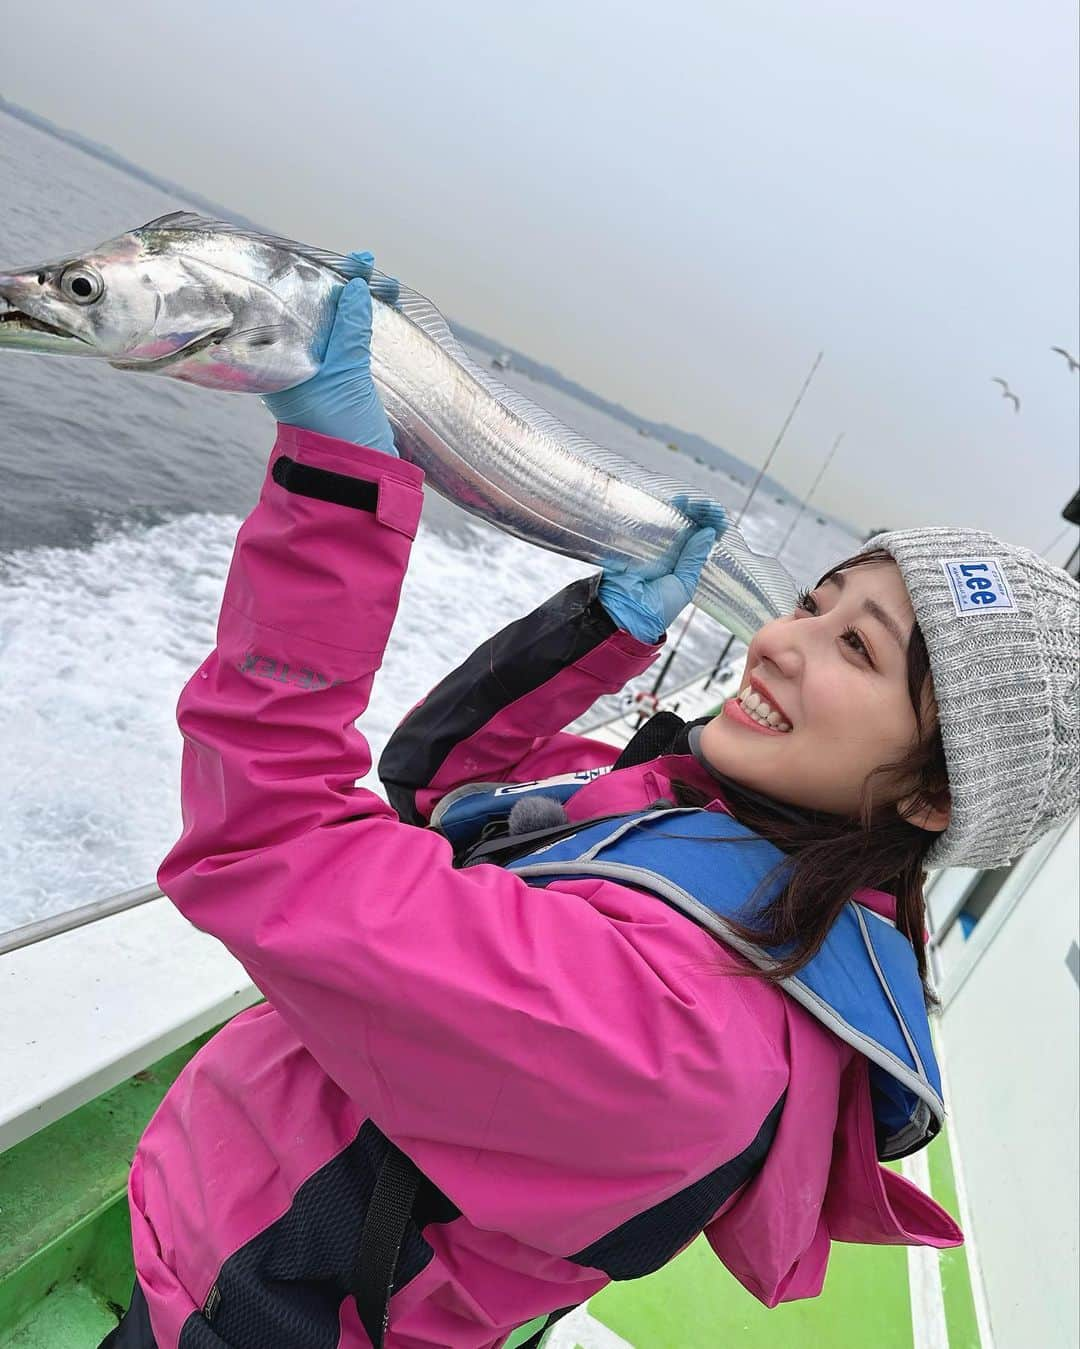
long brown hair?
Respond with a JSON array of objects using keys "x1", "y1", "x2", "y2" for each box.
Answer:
[{"x1": 672, "y1": 549, "x2": 949, "y2": 1006}]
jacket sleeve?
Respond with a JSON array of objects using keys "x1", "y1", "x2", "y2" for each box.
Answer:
[
  {"x1": 157, "y1": 426, "x2": 764, "y2": 1256},
  {"x1": 378, "y1": 574, "x2": 663, "y2": 824}
]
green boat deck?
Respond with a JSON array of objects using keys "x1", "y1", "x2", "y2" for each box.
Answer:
[{"x1": 0, "y1": 1033, "x2": 979, "y2": 1348}]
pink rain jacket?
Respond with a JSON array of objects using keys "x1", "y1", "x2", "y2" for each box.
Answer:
[{"x1": 133, "y1": 428, "x2": 962, "y2": 1348}]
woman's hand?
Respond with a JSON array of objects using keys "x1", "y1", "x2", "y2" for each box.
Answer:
[
  {"x1": 262, "y1": 252, "x2": 398, "y2": 455},
  {"x1": 598, "y1": 498, "x2": 726, "y2": 642}
]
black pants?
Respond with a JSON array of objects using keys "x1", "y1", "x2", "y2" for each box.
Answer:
[{"x1": 98, "y1": 1280, "x2": 157, "y2": 1348}]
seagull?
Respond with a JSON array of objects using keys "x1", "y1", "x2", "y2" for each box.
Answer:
[
  {"x1": 1050, "y1": 346, "x2": 1079, "y2": 373},
  {"x1": 991, "y1": 377, "x2": 1021, "y2": 412}
]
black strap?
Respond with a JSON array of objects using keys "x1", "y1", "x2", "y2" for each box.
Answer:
[{"x1": 351, "y1": 1142, "x2": 423, "y2": 1348}]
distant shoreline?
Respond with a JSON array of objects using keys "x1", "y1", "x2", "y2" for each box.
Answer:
[
  {"x1": 0, "y1": 94, "x2": 835, "y2": 523},
  {"x1": 0, "y1": 94, "x2": 265, "y2": 231}
]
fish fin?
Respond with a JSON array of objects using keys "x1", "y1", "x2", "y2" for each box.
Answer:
[
  {"x1": 707, "y1": 525, "x2": 798, "y2": 616},
  {"x1": 368, "y1": 270, "x2": 401, "y2": 306},
  {"x1": 383, "y1": 280, "x2": 684, "y2": 484},
  {"x1": 383, "y1": 276, "x2": 796, "y2": 615},
  {"x1": 230, "y1": 324, "x2": 285, "y2": 348},
  {"x1": 384, "y1": 278, "x2": 642, "y2": 465},
  {"x1": 137, "y1": 212, "x2": 351, "y2": 276},
  {"x1": 386, "y1": 278, "x2": 463, "y2": 345}
]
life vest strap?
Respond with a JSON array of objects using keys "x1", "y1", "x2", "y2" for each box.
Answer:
[{"x1": 457, "y1": 809, "x2": 635, "y2": 869}]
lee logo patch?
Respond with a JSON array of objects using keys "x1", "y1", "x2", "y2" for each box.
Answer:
[{"x1": 940, "y1": 557, "x2": 1017, "y2": 615}]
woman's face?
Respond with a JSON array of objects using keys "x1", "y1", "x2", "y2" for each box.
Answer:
[{"x1": 698, "y1": 559, "x2": 934, "y2": 819}]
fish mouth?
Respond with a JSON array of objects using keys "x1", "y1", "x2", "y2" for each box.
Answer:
[{"x1": 0, "y1": 297, "x2": 88, "y2": 343}]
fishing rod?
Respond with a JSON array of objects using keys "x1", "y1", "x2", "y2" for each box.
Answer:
[
  {"x1": 776, "y1": 430, "x2": 845, "y2": 557},
  {"x1": 644, "y1": 349, "x2": 825, "y2": 711},
  {"x1": 696, "y1": 430, "x2": 844, "y2": 700}
]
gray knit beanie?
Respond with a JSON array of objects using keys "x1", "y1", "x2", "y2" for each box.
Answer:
[{"x1": 861, "y1": 527, "x2": 1079, "y2": 870}]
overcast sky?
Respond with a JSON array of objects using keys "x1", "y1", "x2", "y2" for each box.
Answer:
[{"x1": 4, "y1": 0, "x2": 1078, "y2": 554}]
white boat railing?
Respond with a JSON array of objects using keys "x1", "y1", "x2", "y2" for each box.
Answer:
[
  {"x1": 1, "y1": 881, "x2": 258, "y2": 1153},
  {"x1": 0, "y1": 882, "x2": 164, "y2": 957},
  {"x1": 1, "y1": 663, "x2": 740, "y2": 960}
]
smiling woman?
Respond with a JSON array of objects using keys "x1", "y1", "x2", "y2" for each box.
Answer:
[
  {"x1": 700, "y1": 550, "x2": 942, "y2": 820},
  {"x1": 688, "y1": 546, "x2": 952, "y2": 996},
  {"x1": 79, "y1": 255, "x2": 1077, "y2": 1349},
  {"x1": 681, "y1": 529, "x2": 1077, "y2": 1010}
]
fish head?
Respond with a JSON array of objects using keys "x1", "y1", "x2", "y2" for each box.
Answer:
[
  {"x1": 0, "y1": 229, "x2": 179, "y2": 358},
  {"x1": 1, "y1": 214, "x2": 342, "y2": 391}
]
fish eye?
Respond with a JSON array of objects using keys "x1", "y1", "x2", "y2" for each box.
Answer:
[{"x1": 59, "y1": 265, "x2": 104, "y2": 305}]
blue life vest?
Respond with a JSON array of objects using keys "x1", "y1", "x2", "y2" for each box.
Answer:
[{"x1": 433, "y1": 776, "x2": 944, "y2": 1161}]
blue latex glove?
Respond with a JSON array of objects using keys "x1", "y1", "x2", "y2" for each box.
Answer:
[
  {"x1": 598, "y1": 499, "x2": 727, "y2": 642},
  {"x1": 262, "y1": 252, "x2": 398, "y2": 454}
]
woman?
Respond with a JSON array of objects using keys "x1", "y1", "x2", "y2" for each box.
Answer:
[{"x1": 104, "y1": 271, "x2": 1078, "y2": 1348}]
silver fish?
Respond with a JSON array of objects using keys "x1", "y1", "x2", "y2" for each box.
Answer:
[{"x1": 0, "y1": 212, "x2": 796, "y2": 641}]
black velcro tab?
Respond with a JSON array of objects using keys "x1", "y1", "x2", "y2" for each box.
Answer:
[{"x1": 272, "y1": 454, "x2": 378, "y2": 512}]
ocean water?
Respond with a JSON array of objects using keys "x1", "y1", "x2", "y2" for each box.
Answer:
[{"x1": 0, "y1": 108, "x2": 862, "y2": 930}]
